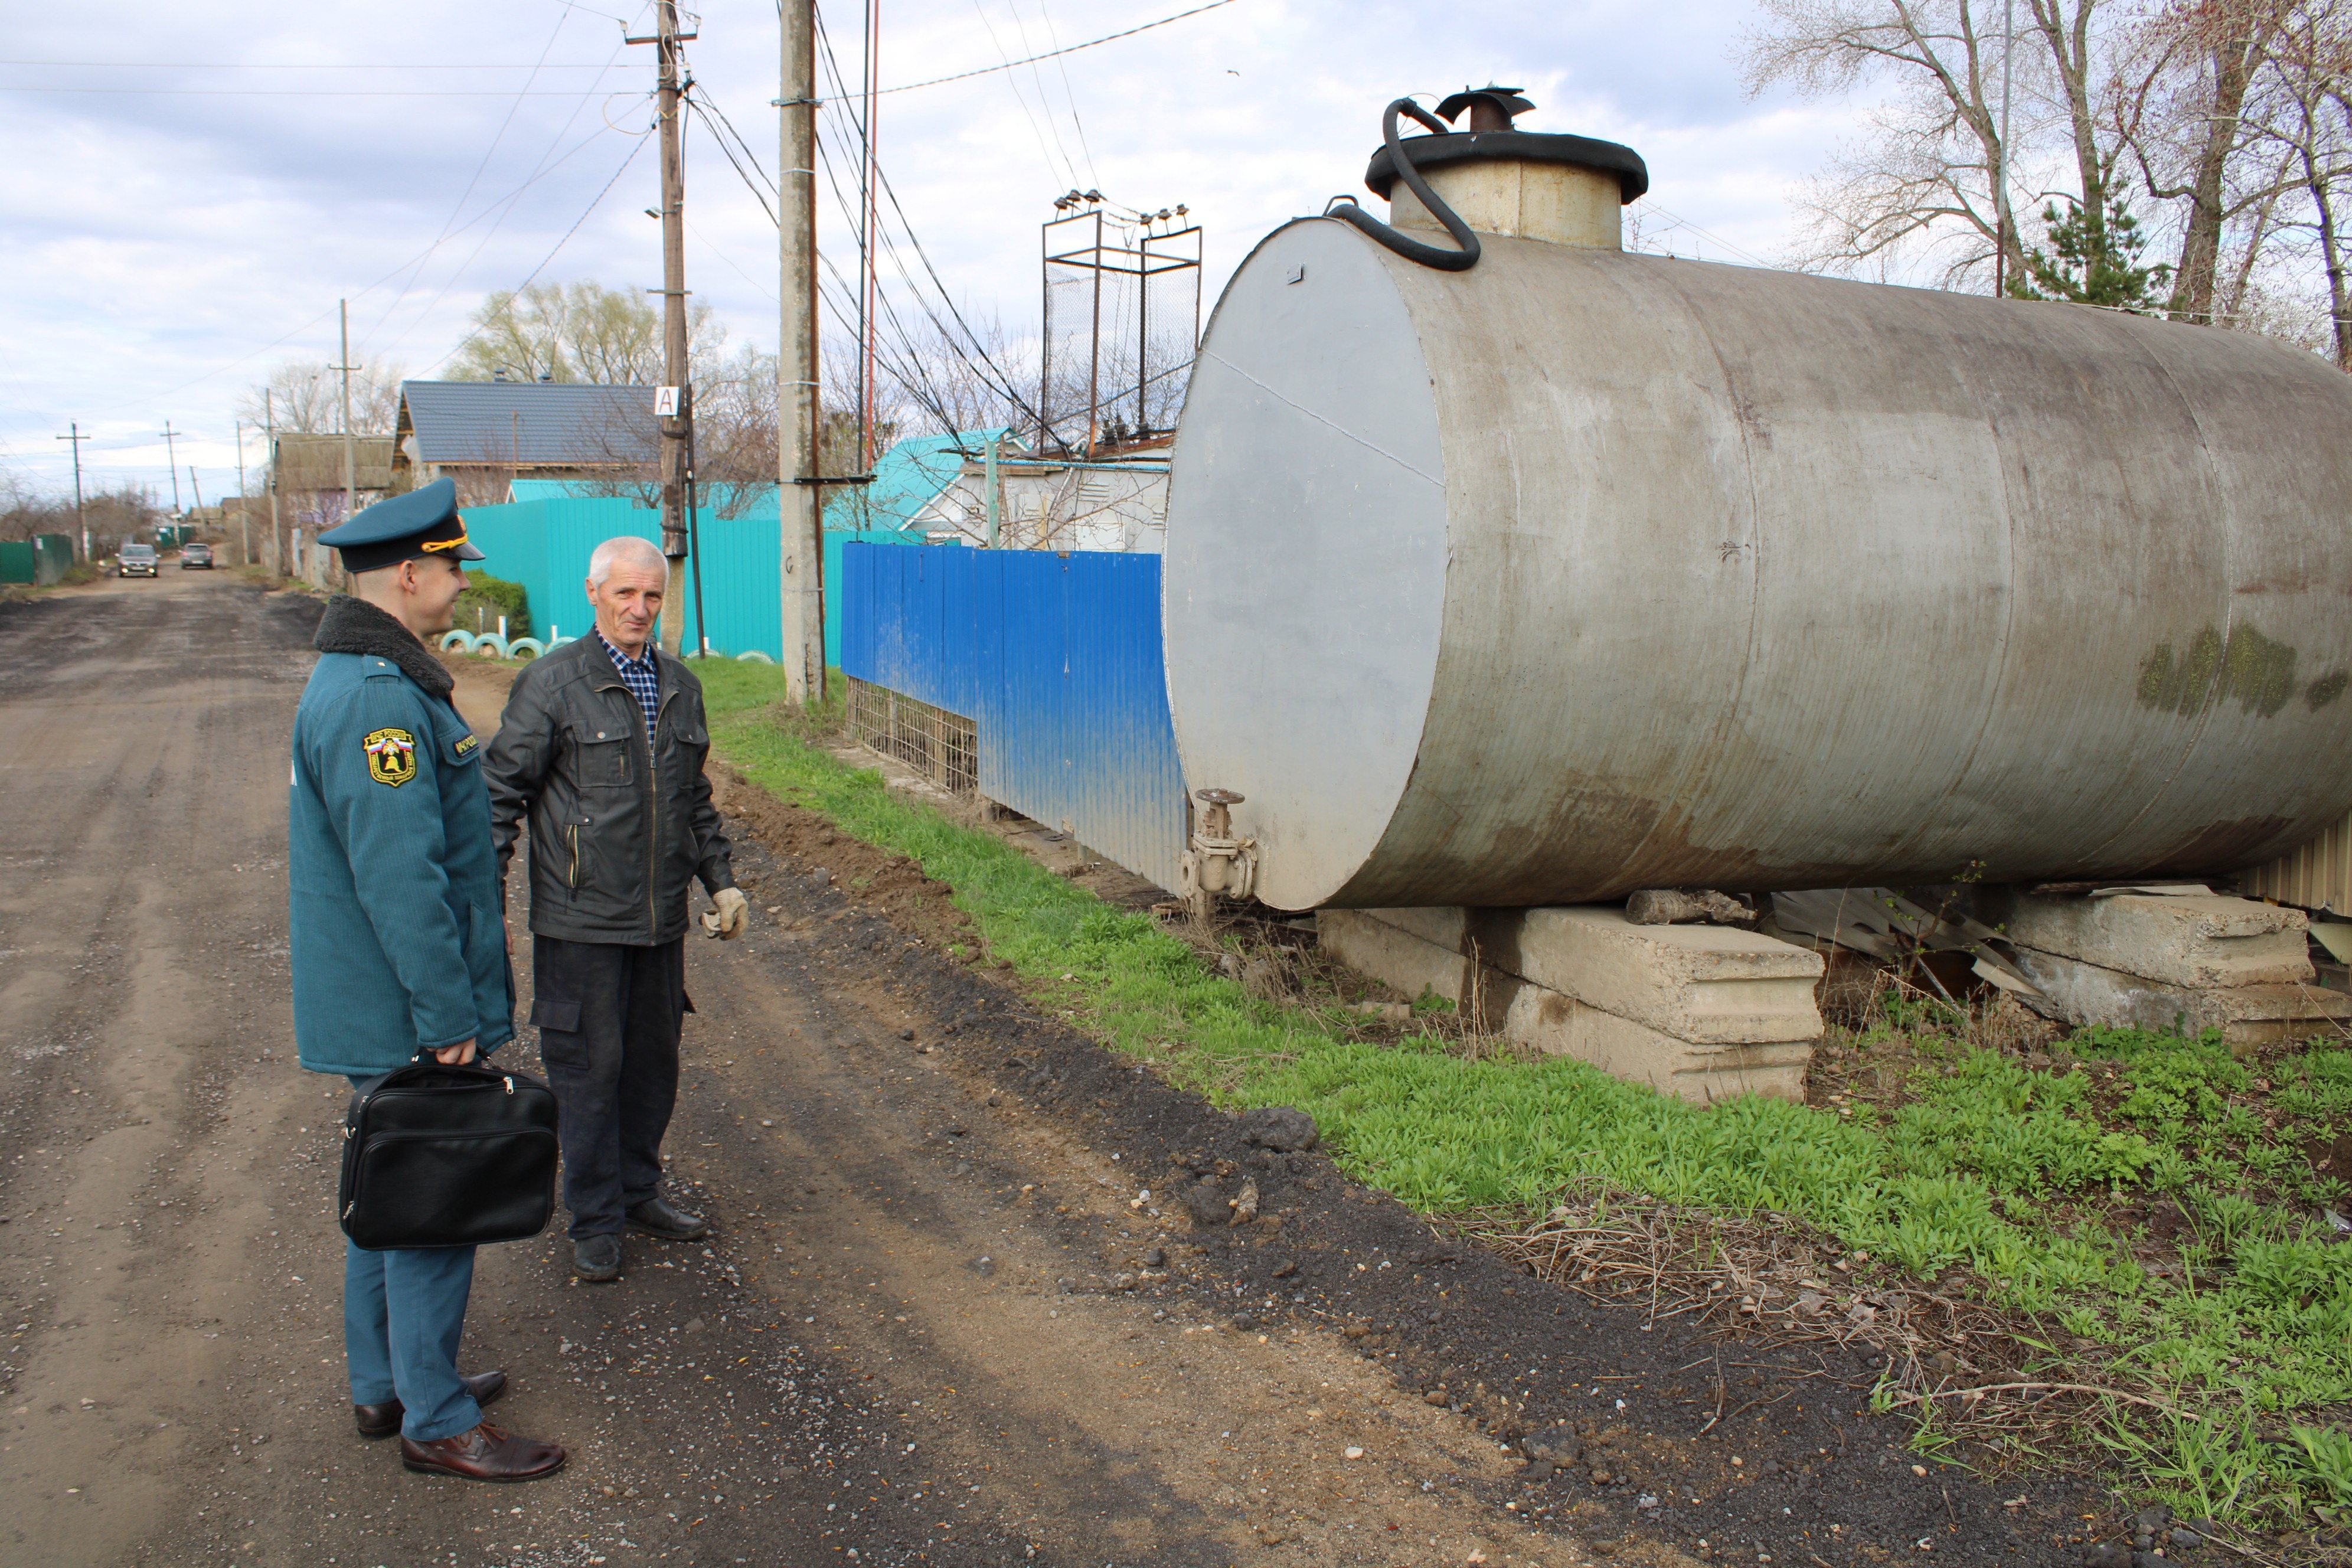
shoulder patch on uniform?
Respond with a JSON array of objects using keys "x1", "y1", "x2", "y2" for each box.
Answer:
[
  {"x1": 453, "y1": 732, "x2": 479, "y2": 757},
  {"x1": 363, "y1": 726, "x2": 417, "y2": 787}
]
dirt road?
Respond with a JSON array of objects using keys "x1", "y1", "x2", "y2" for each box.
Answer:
[{"x1": 1, "y1": 573, "x2": 2085, "y2": 1567}]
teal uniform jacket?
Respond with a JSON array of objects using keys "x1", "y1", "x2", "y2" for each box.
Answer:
[{"x1": 288, "y1": 634, "x2": 514, "y2": 1077}]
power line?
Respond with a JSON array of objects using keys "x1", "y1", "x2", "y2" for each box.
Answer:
[
  {"x1": 0, "y1": 59, "x2": 636, "y2": 68},
  {"x1": 374, "y1": 45, "x2": 645, "y2": 357},
  {"x1": 89, "y1": 125, "x2": 648, "y2": 414},
  {"x1": 873, "y1": 0, "x2": 1237, "y2": 97},
  {"x1": 0, "y1": 85, "x2": 641, "y2": 96},
  {"x1": 360, "y1": 9, "x2": 580, "y2": 346}
]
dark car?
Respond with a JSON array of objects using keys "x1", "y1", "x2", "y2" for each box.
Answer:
[
  {"x1": 119, "y1": 544, "x2": 158, "y2": 579},
  {"x1": 181, "y1": 542, "x2": 214, "y2": 570}
]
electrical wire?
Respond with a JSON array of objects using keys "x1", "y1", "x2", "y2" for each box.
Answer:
[
  {"x1": 414, "y1": 132, "x2": 655, "y2": 376},
  {"x1": 870, "y1": 0, "x2": 1237, "y2": 96},
  {"x1": 360, "y1": 9, "x2": 580, "y2": 346}
]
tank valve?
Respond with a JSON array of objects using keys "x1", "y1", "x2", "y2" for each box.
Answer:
[{"x1": 1181, "y1": 788, "x2": 1257, "y2": 912}]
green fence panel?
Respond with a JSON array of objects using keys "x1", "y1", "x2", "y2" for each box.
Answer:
[
  {"x1": 0, "y1": 541, "x2": 32, "y2": 585},
  {"x1": 32, "y1": 534, "x2": 73, "y2": 586}
]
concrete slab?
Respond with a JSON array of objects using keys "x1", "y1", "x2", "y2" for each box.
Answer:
[
  {"x1": 1316, "y1": 908, "x2": 1486, "y2": 1008},
  {"x1": 1317, "y1": 908, "x2": 1817, "y2": 1103},
  {"x1": 1505, "y1": 907, "x2": 1824, "y2": 1044},
  {"x1": 1329, "y1": 906, "x2": 1824, "y2": 1044},
  {"x1": 1500, "y1": 986, "x2": 1812, "y2": 1103},
  {"x1": 2010, "y1": 946, "x2": 2352, "y2": 1051},
  {"x1": 1995, "y1": 891, "x2": 2312, "y2": 989}
]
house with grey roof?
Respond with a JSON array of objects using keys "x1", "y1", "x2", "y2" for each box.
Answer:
[{"x1": 393, "y1": 380, "x2": 658, "y2": 502}]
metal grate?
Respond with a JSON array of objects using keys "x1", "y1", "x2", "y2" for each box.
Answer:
[{"x1": 847, "y1": 676, "x2": 978, "y2": 795}]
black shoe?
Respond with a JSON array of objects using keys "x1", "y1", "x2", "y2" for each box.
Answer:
[
  {"x1": 354, "y1": 1370, "x2": 508, "y2": 1439},
  {"x1": 625, "y1": 1196, "x2": 708, "y2": 1242},
  {"x1": 573, "y1": 1233, "x2": 623, "y2": 1282}
]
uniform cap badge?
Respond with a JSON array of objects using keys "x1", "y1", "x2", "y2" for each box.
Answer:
[{"x1": 363, "y1": 726, "x2": 418, "y2": 787}]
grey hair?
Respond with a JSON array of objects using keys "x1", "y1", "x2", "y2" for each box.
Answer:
[{"x1": 587, "y1": 534, "x2": 668, "y2": 587}]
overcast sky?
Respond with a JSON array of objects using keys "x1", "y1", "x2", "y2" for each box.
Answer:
[{"x1": 0, "y1": 0, "x2": 1871, "y2": 503}]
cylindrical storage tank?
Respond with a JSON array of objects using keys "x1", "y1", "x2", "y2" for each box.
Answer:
[{"x1": 1164, "y1": 201, "x2": 2352, "y2": 912}]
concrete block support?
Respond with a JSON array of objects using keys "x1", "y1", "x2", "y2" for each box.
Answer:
[
  {"x1": 1996, "y1": 891, "x2": 2314, "y2": 988},
  {"x1": 1317, "y1": 907, "x2": 1824, "y2": 1104},
  {"x1": 2010, "y1": 947, "x2": 2352, "y2": 1050}
]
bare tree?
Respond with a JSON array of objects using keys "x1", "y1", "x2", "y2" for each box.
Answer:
[
  {"x1": 445, "y1": 279, "x2": 726, "y2": 386},
  {"x1": 239, "y1": 358, "x2": 404, "y2": 435},
  {"x1": 1740, "y1": 0, "x2": 2150, "y2": 291},
  {"x1": 2244, "y1": 0, "x2": 2352, "y2": 362}
]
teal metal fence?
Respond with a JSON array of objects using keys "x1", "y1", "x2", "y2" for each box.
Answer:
[{"x1": 456, "y1": 495, "x2": 917, "y2": 663}]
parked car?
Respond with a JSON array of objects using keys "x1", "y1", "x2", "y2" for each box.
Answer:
[
  {"x1": 119, "y1": 544, "x2": 158, "y2": 579},
  {"x1": 181, "y1": 542, "x2": 214, "y2": 570}
]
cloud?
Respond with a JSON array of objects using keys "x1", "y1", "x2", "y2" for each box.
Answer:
[{"x1": 0, "y1": 0, "x2": 1858, "y2": 496}]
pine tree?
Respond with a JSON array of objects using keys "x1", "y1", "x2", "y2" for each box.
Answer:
[{"x1": 2010, "y1": 198, "x2": 2173, "y2": 313}]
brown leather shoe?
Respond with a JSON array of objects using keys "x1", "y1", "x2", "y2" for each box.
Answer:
[
  {"x1": 400, "y1": 1420, "x2": 566, "y2": 1482},
  {"x1": 355, "y1": 1370, "x2": 509, "y2": 1439}
]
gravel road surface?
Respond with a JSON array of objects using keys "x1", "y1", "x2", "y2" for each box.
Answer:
[{"x1": 0, "y1": 573, "x2": 2088, "y2": 1568}]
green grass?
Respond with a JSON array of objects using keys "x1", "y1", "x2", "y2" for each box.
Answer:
[{"x1": 698, "y1": 662, "x2": 2352, "y2": 1524}]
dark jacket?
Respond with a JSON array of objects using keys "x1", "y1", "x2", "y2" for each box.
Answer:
[
  {"x1": 485, "y1": 633, "x2": 735, "y2": 946},
  {"x1": 289, "y1": 596, "x2": 514, "y2": 1076}
]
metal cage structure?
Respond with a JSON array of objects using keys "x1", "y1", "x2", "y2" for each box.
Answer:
[{"x1": 1038, "y1": 204, "x2": 1201, "y2": 458}]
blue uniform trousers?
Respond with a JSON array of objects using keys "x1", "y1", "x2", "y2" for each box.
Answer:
[{"x1": 342, "y1": 1073, "x2": 483, "y2": 1442}]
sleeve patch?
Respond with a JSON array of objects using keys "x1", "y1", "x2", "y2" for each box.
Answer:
[
  {"x1": 363, "y1": 727, "x2": 418, "y2": 787},
  {"x1": 453, "y1": 732, "x2": 479, "y2": 757}
]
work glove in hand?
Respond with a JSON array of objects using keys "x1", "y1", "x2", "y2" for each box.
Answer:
[{"x1": 701, "y1": 886, "x2": 749, "y2": 940}]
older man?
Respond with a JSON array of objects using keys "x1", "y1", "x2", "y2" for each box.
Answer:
[{"x1": 485, "y1": 535, "x2": 746, "y2": 1283}]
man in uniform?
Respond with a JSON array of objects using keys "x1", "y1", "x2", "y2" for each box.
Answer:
[
  {"x1": 487, "y1": 534, "x2": 746, "y2": 1284},
  {"x1": 289, "y1": 478, "x2": 567, "y2": 1482}
]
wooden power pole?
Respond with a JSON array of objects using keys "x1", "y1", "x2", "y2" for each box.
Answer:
[
  {"x1": 337, "y1": 299, "x2": 356, "y2": 525},
  {"x1": 633, "y1": 1, "x2": 697, "y2": 654},
  {"x1": 779, "y1": 0, "x2": 824, "y2": 704}
]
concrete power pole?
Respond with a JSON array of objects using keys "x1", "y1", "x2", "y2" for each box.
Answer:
[
  {"x1": 234, "y1": 419, "x2": 250, "y2": 565},
  {"x1": 633, "y1": 1, "x2": 697, "y2": 654},
  {"x1": 53, "y1": 422, "x2": 89, "y2": 561},
  {"x1": 159, "y1": 422, "x2": 184, "y2": 514},
  {"x1": 337, "y1": 299, "x2": 357, "y2": 525},
  {"x1": 264, "y1": 390, "x2": 283, "y2": 577},
  {"x1": 779, "y1": 0, "x2": 825, "y2": 704}
]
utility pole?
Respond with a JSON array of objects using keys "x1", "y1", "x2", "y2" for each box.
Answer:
[
  {"x1": 779, "y1": 0, "x2": 825, "y2": 704},
  {"x1": 159, "y1": 421, "x2": 184, "y2": 514},
  {"x1": 189, "y1": 467, "x2": 204, "y2": 513},
  {"x1": 336, "y1": 299, "x2": 357, "y2": 525},
  {"x1": 632, "y1": 1, "x2": 697, "y2": 654},
  {"x1": 1995, "y1": 0, "x2": 2015, "y2": 298},
  {"x1": 234, "y1": 419, "x2": 250, "y2": 565},
  {"x1": 860, "y1": 0, "x2": 880, "y2": 472},
  {"x1": 264, "y1": 390, "x2": 283, "y2": 577},
  {"x1": 53, "y1": 422, "x2": 89, "y2": 561}
]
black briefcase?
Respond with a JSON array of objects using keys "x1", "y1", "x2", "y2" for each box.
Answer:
[{"x1": 338, "y1": 1060, "x2": 560, "y2": 1250}]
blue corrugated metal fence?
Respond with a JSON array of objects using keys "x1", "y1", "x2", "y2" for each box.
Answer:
[{"x1": 840, "y1": 544, "x2": 1188, "y2": 893}]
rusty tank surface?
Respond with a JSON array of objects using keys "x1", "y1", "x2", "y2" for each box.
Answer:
[{"x1": 1161, "y1": 93, "x2": 2352, "y2": 913}]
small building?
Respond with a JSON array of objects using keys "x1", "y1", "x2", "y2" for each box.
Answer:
[
  {"x1": 903, "y1": 438, "x2": 1170, "y2": 554},
  {"x1": 393, "y1": 380, "x2": 658, "y2": 504},
  {"x1": 824, "y1": 429, "x2": 1005, "y2": 537}
]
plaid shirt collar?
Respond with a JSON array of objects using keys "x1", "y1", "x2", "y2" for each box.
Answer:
[{"x1": 594, "y1": 627, "x2": 662, "y2": 740}]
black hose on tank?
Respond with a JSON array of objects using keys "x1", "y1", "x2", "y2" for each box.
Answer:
[{"x1": 1326, "y1": 98, "x2": 1481, "y2": 272}]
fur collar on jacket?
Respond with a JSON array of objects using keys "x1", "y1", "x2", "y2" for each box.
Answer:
[{"x1": 313, "y1": 594, "x2": 455, "y2": 704}]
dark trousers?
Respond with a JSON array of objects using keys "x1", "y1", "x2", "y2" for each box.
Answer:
[{"x1": 531, "y1": 935, "x2": 687, "y2": 1240}]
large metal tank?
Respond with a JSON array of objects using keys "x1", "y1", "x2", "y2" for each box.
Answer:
[{"x1": 1162, "y1": 112, "x2": 2352, "y2": 913}]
